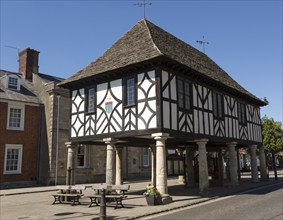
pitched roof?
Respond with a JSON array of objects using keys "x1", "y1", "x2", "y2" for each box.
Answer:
[
  {"x1": 60, "y1": 19, "x2": 266, "y2": 106},
  {"x1": 0, "y1": 70, "x2": 41, "y2": 104}
]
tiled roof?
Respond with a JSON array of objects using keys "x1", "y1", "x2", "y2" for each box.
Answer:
[
  {"x1": 0, "y1": 70, "x2": 41, "y2": 104},
  {"x1": 59, "y1": 19, "x2": 266, "y2": 105},
  {"x1": 0, "y1": 68, "x2": 66, "y2": 105}
]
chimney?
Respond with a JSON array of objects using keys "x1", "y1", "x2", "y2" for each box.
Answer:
[{"x1": 18, "y1": 48, "x2": 40, "y2": 81}]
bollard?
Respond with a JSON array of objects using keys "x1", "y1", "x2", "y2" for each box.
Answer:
[{"x1": 100, "y1": 188, "x2": 106, "y2": 220}]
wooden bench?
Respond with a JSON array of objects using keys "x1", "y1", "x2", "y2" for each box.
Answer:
[
  {"x1": 52, "y1": 185, "x2": 86, "y2": 206},
  {"x1": 89, "y1": 184, "x2": 130, "y2": 209}
]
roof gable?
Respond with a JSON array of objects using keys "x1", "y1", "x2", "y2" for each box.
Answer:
[{"x1": 60, "y1": 19, "x2": 266, "y2": 106}]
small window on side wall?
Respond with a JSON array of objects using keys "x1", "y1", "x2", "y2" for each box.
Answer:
[
  {"x1": 77, "y1": 145, "x2": 90, "y2": 168},
  {"x1": 212, "y1": 92, "x2": 224, "y2": 119},
  {"x1": 177, "y1": 78, "x2": 192, "y2": 111},
  {"x1": 124, "y1": 77, "x2": 136, "y2": 106},
  {"x1": 143, "y1": 148, "x2": 150, "y2": 167},
  {"x1": 238, "y1": 102, "x2": 247, "y2": 125},
  {"x1": 86, "y1": 88, "x2": 95, "y2": 113}
]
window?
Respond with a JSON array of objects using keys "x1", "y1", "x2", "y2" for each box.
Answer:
[
  {"x1": 8, "y1": 77, "x2": 19, "y2": 90},
  {"x1": 77, "y1": 145, "x2": 89, "y2": 168},
  {"x1": 143, "y1": 148, "x2": 150, "y2": 167},
  {"x1": 86, "y1": 88, "x2": 95, "y2": 113},
  {"x1": 178, "y1": 78, "x2": 192, "y2": 111},
  {"x1": 238, "y1": 102, "x2": 247, "y2": 125},
  {"x1": 4, "y1": 144, "x2": 23, "y2": 174},
  {"x1": 125, "y1": 77, "x2": 136, "y2": 106},
  {"x1": 7, "y1": 105, "x2": 25, "y2": 130},
  {"x1": 212, "y1": 92, "x2": 224, "y2": 119}
]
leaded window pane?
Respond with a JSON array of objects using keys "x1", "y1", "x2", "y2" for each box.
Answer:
[
  {"x1": 9, "y1": 108, "x2": 22, "y2": 128},
  {"x1": 87, "y1": 88, "x2": 95, "y2": 112},
  {"x1": 126, "y1": 78, "x2": 136, "y2": 105}
]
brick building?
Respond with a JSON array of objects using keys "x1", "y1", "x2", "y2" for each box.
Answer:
[
  {"x1": 0, "y1": 48, "x2": 70, "y2": 187},
  {"x1": 0, "y1": 69, "x2": 41, "y2": 186}
]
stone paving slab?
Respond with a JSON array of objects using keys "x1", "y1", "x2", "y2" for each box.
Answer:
[{"x1": 0, "y1": 171, "x2": 282, "y2": 220}]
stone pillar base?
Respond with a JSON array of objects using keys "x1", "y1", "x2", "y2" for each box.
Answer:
[
  {"x1": 178, "y1": 175, "x2": 185, "y2": 185},
  {"x1": 161, "y1": 194, "x2": 173, "y2": 204}
]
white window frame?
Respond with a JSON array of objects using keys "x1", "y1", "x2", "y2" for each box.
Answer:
[
  {"x1": 4, "y1": 144, "x2": 23, "y2": 174},
  {"x1": 7, "y1": 75, "x2": 21, "y2": 91},
  {"x1": 7, "y1": 103, "x2": 25, "y2": 130}
]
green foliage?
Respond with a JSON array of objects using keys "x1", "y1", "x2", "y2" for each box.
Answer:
[
  {"x1": 144, "y1": 184, "x2": 160, "y2": 196},
  {"x1": 262, "y1": 116, "x2": 283, "y2": 152}
]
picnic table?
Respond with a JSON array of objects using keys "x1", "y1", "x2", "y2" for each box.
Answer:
[
  {"x1": 52, "y1": 185, "x2": 86, "y2": 206},
  {"x1": 88, "y1": 184, "x2": 130, "y2": 209}
]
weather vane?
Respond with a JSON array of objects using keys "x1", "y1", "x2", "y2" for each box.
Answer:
[
  {"x1": 5, "y1": 45, "x2": 20, "y2": 63},
  {"x1": 134, "y1": 0, "x2": 152, "y2": 19},
  {"x1": 196, "y1": 36, "x2": 209, "y2": 54}
]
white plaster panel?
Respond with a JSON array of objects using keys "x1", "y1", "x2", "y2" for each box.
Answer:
[
  {"x1": 204, "y1": 112, "x2": 209, "y2": 135},
  {"x1": 170, "y1": 75, "x2": 177, "y2": 101},
  {"x1": 224, "y1": 97, "x2": 228, "y2": 115},
  {"x1": 209, "y1": 113, "x2": 214, "y2": 135},
  {"x1": 138, "y1": 72, "x2": 144, "y2": 85},
  {"x1": 96, "y1": 109, "x2": 106, "y2": 134},
  {"x1": 71, "y1": 127, "x2": 76, "y2": 138},
  {"x1": 97, "y1": 83, "x2": 108, "y2": 105},
  {"x1": 148, "y1": 84, "x2": 156, "y2": 99},
  {"x1": 138, "y1": 118, "x2": 146, "y2": 130},
  {"x1": 148, "y1": 115, "x2": 157, "y2": 129},
  {"x1": 138, "y1": 102, "x2": 145, "y2": 115},
  {"x1": 148, "y1": 70, "x2": 155, "y2": 80},
  {"x1": 188, "y1": 114, "x2": 193, "y2": 133},
  {"x1": 163, "y1": 87, "x2": 169, "y2": 99},
  {"x1": 162, "y1": 70, "x2": 168, "y2": 87},
  {"x1": 193, "y1": 86, "x2": 198, "y2": 107},
  {"x1": 194, "y1": 110, "x2": 198, "y2": 134},
  {"x1": 78, "y1": 89, "x2": 85, "y2": 112},
  {"x1": 148, "y1": 100, "x2": 156, "y2": 112},
  {"x1": 203, "y1": 88, "x2": 208, "y2": 109},
  {"x1": 111, "y1": 110, "x2": 122, "y2": 132},
  {"x1": 179, "y1": 112, "x2": 185, "y2": 132},
  {"x1": 198, "y1": 111, "x2": 203, "y2": 134},
  {"x1": 77, "y1": 113, "x2": 84, "y2": 137},
  {"x1": 171, "y1": 103, "x2": 177, "y2": 130},
  {"x1": 72, "y1": 90, "x2": 77, "y2": 101},
  {"x1": 139, "y1": 73, "x2": 151, "y2": 94},
  {"x1": 138, "y1": 88, "x2": 146, "y2": 100},
  {"x1": 110, "y1": 79, "x2": 122, "y2": 99},
  {"x1": 163, "y1": 101, "x2": 170, "y2": 129},
  {"x1": 208, "y1": 93, "x2": 213, "y2": 111}
]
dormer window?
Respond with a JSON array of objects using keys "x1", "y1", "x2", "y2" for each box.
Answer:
[
  {"x1": 8, "y1": 77, "x2": 18, "y2": 90},
  {"x1": 6, "y1": 74, "x2": 21, "y2": 91}
]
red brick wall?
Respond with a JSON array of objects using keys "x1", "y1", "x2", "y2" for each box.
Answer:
[{"x1": 0, "y1": 101, "x2": 40, "y2": 183}]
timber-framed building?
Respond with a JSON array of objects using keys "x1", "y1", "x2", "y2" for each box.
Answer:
[{"x1": 59, "y1": 19, "x2": 268, "y2": 202}]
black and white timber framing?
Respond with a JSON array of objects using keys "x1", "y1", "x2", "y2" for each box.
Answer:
[{"x1": 60, "y1": 19, "x2": 267, "y2": 147}]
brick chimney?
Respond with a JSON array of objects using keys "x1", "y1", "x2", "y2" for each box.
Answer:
[{"x1": 18, "y1": 48, "x2": 40, "y2": 81}]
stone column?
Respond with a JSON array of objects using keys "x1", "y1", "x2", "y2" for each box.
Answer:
[
  {"x1": 217, "y1": 148, "x2": 224, "y2": 186},
  {"x1": 152, "y1": 133, "x2": 172, "y2": 204},
  {"x1": 149, "y1": 146, "x2": 156, "y2": 186},
  {"x1": 115, "y1": 147, "x2": 123, "y2": 185},
  {"x1": 250, "y1": 145, "x2": 259, "y2": 182},
  {"x1": 228, "y1": 142, "x2": 238, "y2": 185},
  {"x1": 259, "y1": 145, "x2": 268, "y2": 180},
  {"x1": 66, "y1": 142, "x2": 76, "y2": 185},
  {"x1": 186, "y1": 146, "x2": 195, "y2": 187},
  {"x1": 196, "y1": 139, "x2": 209, "y2": 192},
  {"x1": 104, "y1": 138, "x2": 116, "y2": 185}
]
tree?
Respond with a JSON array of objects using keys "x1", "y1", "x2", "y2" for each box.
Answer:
[{"x1": 262, "y1": 116, "x2": 283, "y2": 153}]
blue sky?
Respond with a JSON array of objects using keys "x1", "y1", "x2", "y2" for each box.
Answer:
[{"x1": 1, "y1": 0, "x2": 282, "y2": 123}]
